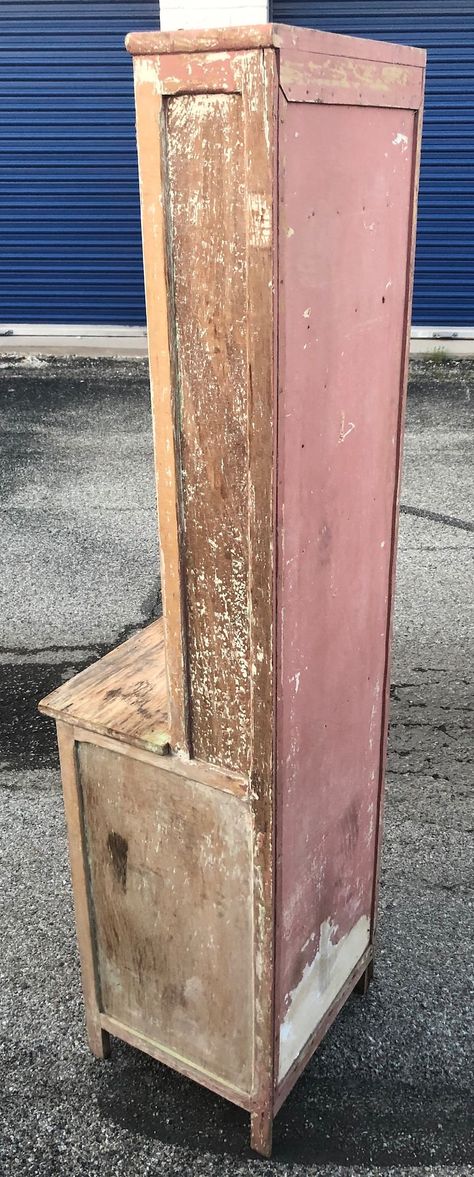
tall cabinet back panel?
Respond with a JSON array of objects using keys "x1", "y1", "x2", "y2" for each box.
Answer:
[{"x1": 39, "y1": 23, "x2": 425, "y2": 1157}]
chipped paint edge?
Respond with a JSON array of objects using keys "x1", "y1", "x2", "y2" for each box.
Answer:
[{"x1": 278, "y1": 915, "x2": 370, "y2": 1082}]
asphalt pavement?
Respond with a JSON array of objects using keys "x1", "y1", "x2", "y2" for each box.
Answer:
[{"x1": 0, "y1": 353, "x2": 472, "y2": 1176}]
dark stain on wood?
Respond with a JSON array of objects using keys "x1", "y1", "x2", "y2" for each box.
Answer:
[
  {"x1": 78, "y1": 739, "x2": 254, "y2": 1091},
  {"x1": 107, "y1": 831, "x2": 128, "y2": 892}
]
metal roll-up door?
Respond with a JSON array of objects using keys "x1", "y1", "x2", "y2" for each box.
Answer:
[
  {"x1": 0, "y1": 2, "x2": 158, "y2": 326},
  {"x1": 272, "y1": 1, "x2": 474, "y2": 327}
]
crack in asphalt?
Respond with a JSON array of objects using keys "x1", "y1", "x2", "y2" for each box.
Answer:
[{"x1": 400, "y1": 503, "x2": 474, "y2": 531}]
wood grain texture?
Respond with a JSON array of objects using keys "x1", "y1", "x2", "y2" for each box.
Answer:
[
  {"x1": 274, "y1": 94, "x2": 419, "y2": 1083},
  {"x1": 240, "y1": 47, "x2": 278, "y2": 1144},
  {"x1": 166, "y1": 88, "x2": 251, "y2": 773},
  {"x1": 125, "y1": 25, "x2": 426, "y2": 68},
  {"x1": 39, "y1": 620, "x2": 170, "y2": 753},
  {"x1": 56, "y1": 723, "x2": 110, "y2": 1059},
  {"x1": 126, "y1": 26, "x2": 275, "y2": 56},
  {"x1": 133, "y1": 59, "x2": 189, "y2": 750},
  {"x1": 74, "y1": 727, "x2": 248, "y2": 799},
  {"x1": 78, "y1": 741, "x2": 254, "y2": 1092}
]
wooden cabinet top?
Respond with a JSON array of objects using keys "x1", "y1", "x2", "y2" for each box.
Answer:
[{"x1": 125, "y1": 22, "x2": 426, "y2": 69}]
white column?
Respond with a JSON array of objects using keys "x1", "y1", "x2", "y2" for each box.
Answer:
[{"x1": 159, "y1": 1, "x2": 270, "y2": 30}]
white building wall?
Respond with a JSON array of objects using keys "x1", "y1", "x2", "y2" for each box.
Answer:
[{"x1": 159, "y1": 1, "x2": 269, "y2": 30}]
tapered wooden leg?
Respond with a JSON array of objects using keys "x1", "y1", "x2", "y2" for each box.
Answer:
[
  {"x1": 250, "y1": 1108, "x2": 273, "y2": 1157},
  {"x1": 355, "y1": 956, "x2": 374, "y2": 995}
]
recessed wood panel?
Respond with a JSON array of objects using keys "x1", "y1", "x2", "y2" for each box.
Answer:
[
  {"x1": 166, "y1": 92, "x2": 250, "y2": 774},
  {"x1": 79, "y1": 741, "x2": 254, "y2": 1093}
]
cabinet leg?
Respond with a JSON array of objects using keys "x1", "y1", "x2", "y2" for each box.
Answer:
[
  {"x1": 87, "y1": 1017, "x2": 111, "y2": 1060},
  {"x1": 355, "y1": 957, "x2": 374, "y2": 996},
  {"x1": 250, "y1": 1107, "x2": 273, "y2": 1157}
]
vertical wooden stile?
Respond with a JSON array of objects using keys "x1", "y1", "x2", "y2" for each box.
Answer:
[
  {"x1": 240, "y1": 47, "x2": 279, "y2": 1155},
  {"x1": 132, "y1": 59, "x2": 189, "y2": 751}
]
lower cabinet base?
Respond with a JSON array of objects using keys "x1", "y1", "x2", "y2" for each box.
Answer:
[
  {"x1": 84, "y1": 957, "x2": 375, "y2": 1158},
  {"x1": 54, "y1": 720, "x2": 377, "y2": 1158}
]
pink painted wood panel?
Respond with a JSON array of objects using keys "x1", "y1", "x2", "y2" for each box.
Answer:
[
  {"x1": 279, "y1": 52, "x2": 424, "y2": 108},
  {"x1": 275, "y1": 97, "x2": 416, "y2": 1082}
]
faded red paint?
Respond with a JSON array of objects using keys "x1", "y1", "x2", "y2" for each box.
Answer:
[
  {"x1": 279, "y1": 52, "x2": 424, "y2": 108},
  {"x1": 275, "y1": 97, "x2": 416, "y2": 1064}
]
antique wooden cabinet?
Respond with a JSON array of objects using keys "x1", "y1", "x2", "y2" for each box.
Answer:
[{"x1": 40, "y1": 23, "x2": 425, "y2": 1157}]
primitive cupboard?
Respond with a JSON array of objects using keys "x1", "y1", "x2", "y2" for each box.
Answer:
[{"x1": 39, "y1": 23, "x2": 425, "y2": 1157}]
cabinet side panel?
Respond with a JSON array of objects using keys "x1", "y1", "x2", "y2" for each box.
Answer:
[
  {"x1": 276, "y1": 100, "x2": 416, "y2": 1081},
  {"x1": 78, "y1": 741, "x2": 254, "y2": 1093},
  {"x1": 166, "y1": 92, "x2": 250, "y2": 773}
]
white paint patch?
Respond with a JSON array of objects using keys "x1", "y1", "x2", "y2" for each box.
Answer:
[
  {"x1": 278, "y1": 914, "x2": 370, "y2": 1081},
  {"x1": 338, "y1": 411, "x2": 355, "y2": 444},
  {"x1": 248, "y1": 193, "x2": 271, "y2": 248},
  {"x1": 134, "y1": 56, "x2": 161, "y2": 94},
  {"x1": 392, "y1": 132, "x2": 408, "y2": 152},
  {"x1": 160, "y1": 3, "x2": 268, "y2": 29},
  {"x1": 303, "y1": 307, "x2": 311, "y2": 318}
]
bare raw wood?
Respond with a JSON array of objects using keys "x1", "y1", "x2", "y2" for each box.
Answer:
[
  {"x1": 241, "y1": 47, "x2": 278, "y2": 1155},
  {"x1": 166, "y1": 85, "x2": 251, "y2": 772},
  {"x1": 78, "y1": 740, "x2": 254, "y2": 1092},
  {"x1": 39, "y1": 619, "x2": 169, "y2": 753},
  {"x1": 132, "y1": 63, "x2": 188, "y2": 751},
  {"x1": 56, "y1": 723, "x2": 110, "y2": 1059},
  {"x1": 73, "y1": 726, "x2": 248, "y2": 799}
]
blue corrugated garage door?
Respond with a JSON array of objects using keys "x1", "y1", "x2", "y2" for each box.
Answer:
[
  {"x1": 0, "y1": 2, "x2": 158, "y2": 326},
  {"x1": 272, "y1": 2, "x2": 474, "y2": 327}
]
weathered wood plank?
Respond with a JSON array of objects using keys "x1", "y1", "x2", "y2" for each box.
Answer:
[
  {"x1": 166, "y1": 88, "x2": 251, "y2": 773},
  {"x1": 132, "y1": 60, "x2": 189, "y2": 751},
  {"x1": 74, "y1": 727, "x2": 249, "y2": 799},
  {"x1": 79, "y1": 741, "x2": 254, "y2": 1092},
  {"x1": 279, "y1": 52, "x2": 424, "y2": 108},
  {"x1": 126, "y1": 25, "x2": 426, "y2": 69},
  {"x1": 56, "y1": 722, "x2": 110, "y2": 1059},
  {"x1": 241, "y1": 47, "x2": 278, "y2": 1154},
  {"x1": 39, "y1": 619, "x2": 170, "y2": 753}
]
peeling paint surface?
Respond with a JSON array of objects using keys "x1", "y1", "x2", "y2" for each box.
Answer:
[
  {"x1": 280, "y1": 52, "x2": 423, "y2": 109},
  {"x1": 167, "y1": 92, "x2": 250, "y2": 772},
  {"x1": 278, "y1": 915, "x2": 370, "y2": 1080}
]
